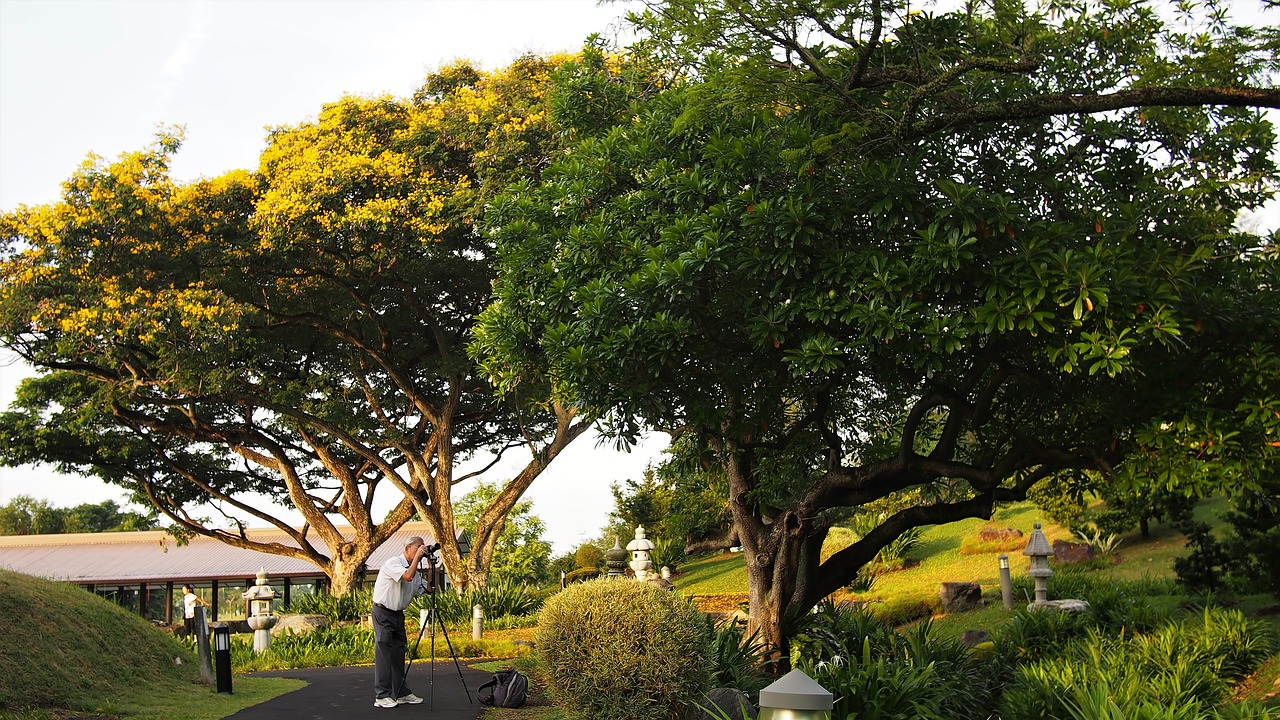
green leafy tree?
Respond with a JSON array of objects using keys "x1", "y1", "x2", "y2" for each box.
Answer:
[
  {"x1": 473, "y1": 0, "x2": 1280, "y2": 654},
  {"x1": 451, "y1": 480, "x2": 553, "y2": 585},
  {"x1": 606, "y1": 441, "x2": 734, "y2": 553},
  {"x1": 0, "y1": 57, "x2": 591, "y2": 592},
  {"x1": 0, "y1": 495, "x2": 157, "y2": 535}
]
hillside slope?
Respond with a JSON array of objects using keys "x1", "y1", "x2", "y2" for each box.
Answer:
[{"x1": 0, "y1": 569, "x2": 199, "y2": 711}]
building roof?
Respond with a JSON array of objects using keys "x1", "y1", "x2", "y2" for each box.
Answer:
[{"x1": 0, "y1": 522, "x2": 440, "y2": 586}]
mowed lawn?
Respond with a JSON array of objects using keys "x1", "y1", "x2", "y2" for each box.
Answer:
[{"x1": 672, "y1": 499, "x2": 1233, "y2": 608}]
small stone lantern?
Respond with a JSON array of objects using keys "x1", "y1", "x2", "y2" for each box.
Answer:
[
  {"x1": 626, "y1": 526, "x2": 656, "y2": 582},
  {"x1": 605, "y1": 537, "x2": 629, "y2": 578},
  {"x1": 1022, "y1": 522, "x2": 1054, "y2": 608},
  {"x1": 242, "y1": 567, "x2": 278, "y2": 654}
]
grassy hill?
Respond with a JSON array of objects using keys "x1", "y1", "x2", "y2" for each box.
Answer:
[
  {"x1": 673, "y1": 498, "x2": 1258, "y2": 624},
  {"x1": 0, "y1": 569, "x2": 300, "y2": 720}
]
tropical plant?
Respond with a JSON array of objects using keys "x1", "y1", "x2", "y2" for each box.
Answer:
[{"x1": 704, "y1": 616, "x2": 770, "y2": 694}]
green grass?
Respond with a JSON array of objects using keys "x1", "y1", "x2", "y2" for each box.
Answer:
[
  {"x1": 0, "y1": 569, "x2": 300, "y2": 719},
  {"x1": 675, "y1": 551, "x2": 747, "y2": 596},
  {"x1": 671, "y1": 499, "x2": 1243, "y2": 614}
]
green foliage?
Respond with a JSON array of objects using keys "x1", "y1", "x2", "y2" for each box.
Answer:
[
  {"x1": 230, "y1": 624, "x2": 533, "y2": 672},
  {"x1": 408, "y1": 580, "x2": 542, "y2": 625},
  {"x1": 849, "y1": 514, "x2": 923, "y2": 574},
  {"x1": 0, "y1": 495, "x2": 157, "y2": 535},
  {"x1": 452, "y1": 481, "x2": 553, "y2": 586},
  {"x1": 605, "y1": 439, "x2": 734, "y2": 554},
  {"x1": 999, "y1": 607, "x2": 1273, "y2": 720},
  {"x1": 793, "y1": 604, "x2": 996, "y2": 720},
  {"x1": 649, "y1": 535, "x2": 687, "y2": 572},
  {"x1": 573, "y1": 543, "x2": 605, "y2": 570},
  {"x1": 282, "y1": 588, "x2": 373, "y2": 623},
  {"x1": 536, "y1": 578, "x2": 712, "y2": 720},
  {"x1": 564, "y1": 567, "x2": 602, "y2": 585},
  {"x1": 704, "y1": 617, "x2": 770, "y2": 694},
  {"x1": 1176, "y1": 474, "x2": 1280, "y2": 599},
  {"x1": 473, "y1": 0, "x2": 1280, "y2": 651},
  {"x1": 1075, "y1": 528, "x2": 1124, "y2": 556},
  {"x1": 1029, "y1": 475, "x2": 1092, "y2": 534}
]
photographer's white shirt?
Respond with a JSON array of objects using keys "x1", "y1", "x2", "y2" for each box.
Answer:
[{"x1": 373, "y1": 555, "x2": 426, "y2": 611}]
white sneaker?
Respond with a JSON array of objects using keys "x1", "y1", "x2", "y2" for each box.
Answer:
[
  {"x1": 397, "y1": 693, "x2": 424, "y2": 705},
  {"x1": 374, "y1": 697, "x2": 398, "y2": 708}
]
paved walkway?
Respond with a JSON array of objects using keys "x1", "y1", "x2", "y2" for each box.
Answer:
[{"x1": 225, "y1": 662, "x2": 491, "y2": 720}]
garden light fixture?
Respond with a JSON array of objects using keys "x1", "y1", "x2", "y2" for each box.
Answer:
[
  {"x1": 758, "y1": 669, "x2": 832, "y2": 720},
  {"x1": 212, "y1": 623, "x2": 232, "y2": 694}
]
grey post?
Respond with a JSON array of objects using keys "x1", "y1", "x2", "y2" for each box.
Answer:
[
  {"x1": 194, "y1": 605, "x2": 214, "y2": 685},
  {"x1": 998, "y1": 554, "x2": 1014, "y2": 610}
]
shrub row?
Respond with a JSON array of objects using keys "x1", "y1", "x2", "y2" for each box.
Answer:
[{"x1": 790, "y1": 595, "x2": 1274, "y2": 720}]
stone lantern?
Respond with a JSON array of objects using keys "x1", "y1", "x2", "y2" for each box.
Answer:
[
  {"x1": 242, "y1": 567, "x2": 278, "y2": 653},
  {"x1": 1022, "y1": 522, "x2": 1054, "y2": 608},
  {"x1": 626, "y1": 526, "x2": 656, "y2": 582},
  {"x1": 605, "y1": 537, "x2": 629, "y2": 578}
]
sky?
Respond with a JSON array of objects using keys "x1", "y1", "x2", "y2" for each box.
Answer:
[{"x1": 0, "y1": 0, "x2": 666, "y2": 555}]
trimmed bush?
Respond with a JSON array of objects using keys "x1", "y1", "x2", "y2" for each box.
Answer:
[{"x1": 537, "y1": 578, "x2": 712, "y2": 720}]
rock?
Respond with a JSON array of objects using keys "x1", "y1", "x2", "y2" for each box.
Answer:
[
  {"x1": 647, "y1": 575, "x2": 676, "y2": 591},
  {"x1": 689, "y1": 688, "x2": 757, "y2": 720},
  {"x1": 1051, "y1": 540, "x2": 1096, "y2": 564},
  {"x1": 977, "y1": 526, "x2": 1023, "y2": 543},
  {"x1": 960, "y1": 629, "x2": 992, "y2": 647},
  {"x1": 939, "y1": 582, "x2": 983, "y2": 613},
  {"x1": 272, "y1": 613, "x2": 330, "y2": 636},
  {"x1": 1032, "y1": 599, "x2": 1091, "y2": 614},
  {"x1": 512, "y1": 639, "x2": 536, "y2": 649}
]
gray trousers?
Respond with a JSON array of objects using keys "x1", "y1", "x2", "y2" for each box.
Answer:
[{"x1": 372, "y1": 603, "x2": 414, "y2": 699}]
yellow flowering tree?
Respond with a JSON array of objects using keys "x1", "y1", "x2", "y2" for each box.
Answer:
[{"x1": 0, "y1": 55, "x2": 588, "y2": 592}]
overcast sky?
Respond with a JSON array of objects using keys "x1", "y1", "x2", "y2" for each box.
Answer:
[{"x1": 0, "y1": 0, "x2": 666, "y2": 554}]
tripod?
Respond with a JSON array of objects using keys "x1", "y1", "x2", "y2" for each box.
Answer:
[{"x1": 399, "y1": 551, "x2": 471, "y2": 710}]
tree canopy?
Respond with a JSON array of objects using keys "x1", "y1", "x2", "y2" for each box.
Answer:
[
  {"x1": 0, "y1": 495, "x2": 157, "y2": 535},
  {"x1": 0, "y1": 55, "x2": 591, "y2": 592},
  {"x1": 473, "y1": 0, "x2": 1280, "y2": 652}
]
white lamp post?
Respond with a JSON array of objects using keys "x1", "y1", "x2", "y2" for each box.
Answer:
[{"x1": 758, "y1": 669, "x2": 833, "y2": 720}]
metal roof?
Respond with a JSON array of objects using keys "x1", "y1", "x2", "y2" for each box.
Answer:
[{"x1": 0, "y1": 522, "x2": 440, "y2": 586}]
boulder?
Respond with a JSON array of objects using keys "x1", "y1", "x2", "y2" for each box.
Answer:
[
  {"x1": 1033, "y1": 599, "x2": 1092, "y2": 614},
  {"x1": 272, "y1": 613, "x2": 330, "y2": 636},
  {"x1": 960, "y1": 629, "x2": 992, "y2": 647},
  {"x1": 689, "y1": 688, "x2": 757, "y2": 720},
  {"x1": 1051, "y1": 539, "x2": 1096, "y2": 564},
  {"x1": 939, "y1": 582, "x2": 983, "y2": 613}
]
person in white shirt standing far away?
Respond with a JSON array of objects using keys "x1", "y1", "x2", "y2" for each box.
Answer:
[{"x1": 371, "y1": 536, "x2": 430, "y2": 708}]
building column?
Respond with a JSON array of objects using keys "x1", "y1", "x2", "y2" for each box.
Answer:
[
  {"x1": 165, "y1": 581, "x2": 174, "y2": 624},
  {"x1": 211, "y1": 579, "x2": 219, "y2": 621}
]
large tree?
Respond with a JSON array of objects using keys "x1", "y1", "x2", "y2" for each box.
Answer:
[
  {"x1": 473, "y1": 0, "x2": 1280, "y2": 654},
  {"x1": 0, "y1": 56, "x2": 591, "y2": 592}
]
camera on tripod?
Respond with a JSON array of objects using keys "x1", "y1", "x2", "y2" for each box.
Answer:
[{"x1": 416, "y1": 542, "x2": 443, "y2": 593}]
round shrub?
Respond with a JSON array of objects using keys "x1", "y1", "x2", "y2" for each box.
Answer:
[{"x1": 537, "y1": 578, "x2": 712, "y2": 720}]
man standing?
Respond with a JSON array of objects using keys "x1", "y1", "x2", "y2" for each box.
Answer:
[{"x1": 372, "y1": 535, "x2": 430, "y2": 708}]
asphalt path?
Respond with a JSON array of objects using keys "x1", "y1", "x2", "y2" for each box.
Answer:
[{"x1": 225, "y1": 663, "x2": 492, "y2": 720}]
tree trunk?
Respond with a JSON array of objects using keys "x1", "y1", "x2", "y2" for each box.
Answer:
[
  {"x1": 328, "y1": 552, "x2": 366, "y2": 595},
  {"x1": 1139, "y1": 515, "x2": 1150, "y2": 538}
]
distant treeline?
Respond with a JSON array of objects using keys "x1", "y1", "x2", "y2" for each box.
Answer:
[{"x1": 0, "y1": 495, "x2": 158, "y2": 535}]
